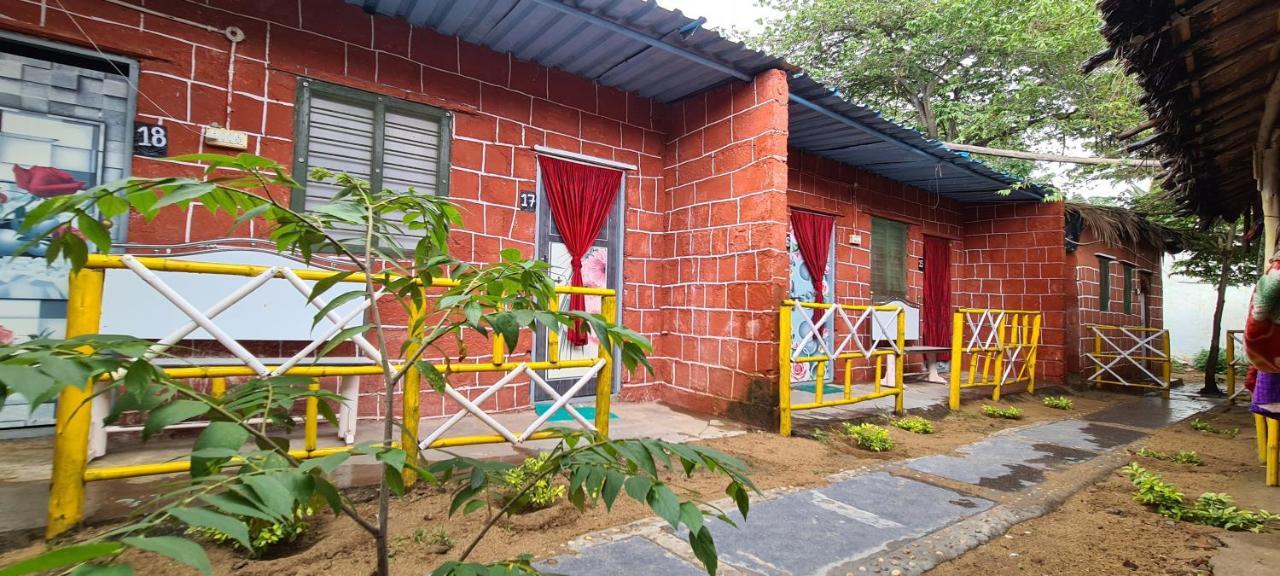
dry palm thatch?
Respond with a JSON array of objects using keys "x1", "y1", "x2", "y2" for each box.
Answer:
[
  {"x1": 1087, "y1": 0, "x2": 1280, "y2": 224},
  {"x1": 1065, "y1": 202, "x2": 1180, "y2": 252}
]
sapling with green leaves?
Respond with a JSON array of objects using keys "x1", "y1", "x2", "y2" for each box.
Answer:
[{"x1": 0, "y1": 154, "x2": 755, "y2": 576}]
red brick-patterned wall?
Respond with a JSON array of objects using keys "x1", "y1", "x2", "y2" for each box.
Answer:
[
  {"x1": 654, "y1": 70, "x2": 791, "y2": 421},
  {"x1": 0, "y1": 0, "x2": 672, "y2": 418},
  {"x1": 1065, "y1": 227, "x2": 1165, "y2": 375},
  {"x1": 956, "y1": 202, "x2": 1068, "y2": 382}
]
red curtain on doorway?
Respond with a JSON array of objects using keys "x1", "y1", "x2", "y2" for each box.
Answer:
[
  {"x1": 790, "y1": 210, "x2": 835, "y2": 326},
  {"x1": 923, "y1": 236, "x2": 951, "y2": 358},
  {"x1": 538, "y1": 156, "x2": 623, "y2": 345}
]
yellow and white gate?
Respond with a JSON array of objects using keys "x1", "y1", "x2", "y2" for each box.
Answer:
[
  {"x1": 948, "y1": 308, "x2": 1041, "y2": 409},
  {"x1": 46, "y1": 253, "x2": 615, "y2": 538},
  {"x1": 778, "y1": 300, "x2": 905, "y2": 436},
  {"x1": 1084, "y1": 325, "x2": 1171, "y2": 398}
]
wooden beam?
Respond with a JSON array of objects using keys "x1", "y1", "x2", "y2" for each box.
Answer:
[
  {"x1": 1116, "y1": 119, "x2": 1159, "y2": 141},
  {"x1": 941, "y1": 142, "x2": 1161, "y2": 167}
]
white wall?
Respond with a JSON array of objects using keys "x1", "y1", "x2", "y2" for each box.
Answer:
[{"x1": 1161, "y1": 255, "x2": 1252, "y2": 361}]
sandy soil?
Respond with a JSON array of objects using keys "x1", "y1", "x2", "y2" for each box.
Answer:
[
  {"x1": 927, "y1": 404, "x2": 1280, "y2": 576},
  {"x1": 0, "y1": 389, "x2": 1127, "y2": 575}
]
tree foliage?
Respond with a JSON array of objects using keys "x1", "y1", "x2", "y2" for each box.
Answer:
[
  {"x1": 749, "y1": 0, "x2": 1146, "y2": 180},
  {"x1": 0, "y1": 154, "x2": 754, "y2": 575}
]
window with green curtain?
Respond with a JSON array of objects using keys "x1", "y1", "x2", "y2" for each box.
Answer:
[
  {"x1": 1122, "y1": 263, "x2": 1134, "y2": 314},
  {"x1": 871, "y1": 217, "x2": 907, "y2": 300},
  {"x1": 1097, "y1": 256, "x2": 1112, "y2": 311},
  {"x1": 291, "y1": 78, "x2": 452, "y2": 248}
]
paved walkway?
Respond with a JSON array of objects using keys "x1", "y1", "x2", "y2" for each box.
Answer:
[{"x1": 536, "y1": 393, "x2": 1219, "y2": 576}]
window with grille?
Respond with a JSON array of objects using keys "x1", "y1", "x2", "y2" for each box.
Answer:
[
  {"x1": 871, "y1": 216, "x2": 907, "y2": 300},
  {"x1": 291, "y1": 79, "x2": 451, "y2": 248},
  {"x1": 1097, "y1": 256, "x2": 1113, "y2": 311}
]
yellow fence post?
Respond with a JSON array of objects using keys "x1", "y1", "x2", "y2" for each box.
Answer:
[
  {"x1": 949, "y1": 310, "x2": 963, "y2": 410},
  {"x1": 1027, "y1": 313, "x2": 1041, "y2": 394},
  {"x1": 1093, "y1": 328, "x2": 1102, "y2": 388},
  {"x1": 401, "y1": 300, "x2": 424, "y2": 487},
  {"x1": 779, "y1": 303, "x2": 793, "y2": 436},
  {"x1": 595, "y1": 295, "x2": 616, "y2": 439},
  {"x1": 991, "y1": 313, "x2": 1008, "y2": 403},
  {"x1": 47, "y1": 268, "x2": 105, "y2": 539},
  {"x1": 1260, "y1": 414, "x2": 1271, "y2": 464},
  {"x1": 305, "y1": 378, "x2": 319, "y2": 453},
  {"x1": 1267, "y1": 417, "x2": 1279, "y2": 487},
  {"x1": 894, "y1": 306, "x2": 905, "y2": 414},
  {"x1": 210, "y1": 377, "x2": 227, "y2": 399}
]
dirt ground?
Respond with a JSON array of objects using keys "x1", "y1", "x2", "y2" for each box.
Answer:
[
  {"x1": 0, "y1": 388, "x2": 1129, "y2": 575},
  {"x1": 927, "y1": 403, "x2": 1280, "y2": 576}
]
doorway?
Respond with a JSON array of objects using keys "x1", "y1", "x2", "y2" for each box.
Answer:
[
  {"x1": 786, "y1": 221, "x2": 836, "y2": 389},
  {"x1": 531, "y1": 153, "x2": 626, "y2": 402}
]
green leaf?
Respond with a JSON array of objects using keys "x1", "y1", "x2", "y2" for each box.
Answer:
[
  {"x1": 689, "y1": 526, "x2": 718, "y2": 576},
  {"x1": 726, "y1": 483, "x2": 750, "y2": 520},
  {"x1": 70, "y1": 564, "x2": 134, "y2": 576},
  {"x1": 189, "y1": 419, "x2": 247, "y2": 478},
  {"x1": 310, "y1": 289, "x2": 366, "y2": 328},
  {"x1": 376, "y1": 448, "x2": 407, "y2": 472},
  {"x1": 200, "y1": 493, "x2": 277, "y2": 522},
  {"x1": 0, "y1": 365, "x2": 57, "y2": 406},
  {"x1": 151, "y1": 181, "x2": 217, "y2": 210},
  {"x1": 647, "y1": 484, "x2": 680, "y2": 529},
  {"x1": 623, "y1": 476, "x2": 653, "y2": 503},
  {"x1": 318, "y1": 324, "x2": 373, "y2": 357},
  {"x1": 0, "y1": 542, "x2": 123, "y2": 576},
  {"x1": 76, "y1": 212, "x2": 111, "y2": 252},
  {"x1": 143, "y1": 400, "x2": 209, "y2": 440},
  {"x1": 242, "y1": 475, "x2": 296, "y2": 519},
  {"x1": 299, "y1": 452, "x2": 351, "y2": 474},
  {"x1": 120, "y1": 536, "x2": 210, "y2": 576},
  {"x1": 169, "y1": 507, "x2": 252, "y2": 551},
  {"x1": 678, "y1": 501, "x2": 705, "y2": 533},
  {"x1": 601, "y1": 470, "x2": 624, "y2": 510}
]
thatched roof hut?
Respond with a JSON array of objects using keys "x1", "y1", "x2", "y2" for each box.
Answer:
[
  {"x1": 1087, "y1": 0, "x2": 1280, "y2": 225},
  {"x1": 1064, "y1": 202, "x2": 1182, "y2": 253}
]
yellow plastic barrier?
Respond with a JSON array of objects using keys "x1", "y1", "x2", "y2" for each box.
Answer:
[
  {"x1": 948, "y1": 308, "x2": 1041, "y2": 410},
  {"x1": 1084, "y1": 325, "x2": 1171, "y2": 399},
  {"x1": 46, "y1": 254, "x2": 615, "y2": 538},
  {"x1": 778, "y1": 300, "x2": 905, "y2": 436}
]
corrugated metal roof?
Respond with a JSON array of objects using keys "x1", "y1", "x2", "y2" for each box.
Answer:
[{"x1": 352, "y1": 0, "x2": 1047, "y2": 202}]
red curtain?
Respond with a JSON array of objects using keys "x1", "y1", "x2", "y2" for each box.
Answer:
[
  {"x1": 539, "y1": 156, "x2": 623, "y2": 345},
  {"x1": 923, "y1": 236, "x2": 952, "y2": 357},
  {"x1": 790, "y1": 210, "x2": 835, "y2": 326}
]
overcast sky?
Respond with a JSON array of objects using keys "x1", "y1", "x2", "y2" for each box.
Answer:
[{"x1": 655, "y1": 0, "x2": 778, "y2": 36}]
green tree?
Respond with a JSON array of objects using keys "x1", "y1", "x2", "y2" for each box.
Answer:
[
  {"x1": 749, "y1": 0, "x2": 1146, "y2": 180},
  {"x1": 1128, "y1": 191, "x2": 1260, "y2": 395},
  {"x1": 0, "y1": 154, "x2": 754, "y2": 575}
]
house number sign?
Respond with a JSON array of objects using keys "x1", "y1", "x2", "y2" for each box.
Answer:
[
  {"x1": 134, "y1": 123, "x2": 169, "y2": 157},
  {"x1": 518, "y1": 190, "x2": 537, "y2": 212}
]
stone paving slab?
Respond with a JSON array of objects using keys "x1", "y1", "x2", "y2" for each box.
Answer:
[
  {"x1": 540, "y1": 394, "x2": 1218, "y2": 576},
  {"x1": 537, "y1": 535, "x2": 706, "y2": 576},
  {"x1": 902, "y1": 434, "x2": 1096, "y2": 492},
  {"x1": 1085, "y1": 395, "x2": 1216, "y2": 428},
  {"x1": 1013, "y1": 419, "x2": 1147, "y2": 452}
]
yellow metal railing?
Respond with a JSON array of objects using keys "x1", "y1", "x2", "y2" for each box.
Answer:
[
  {"x1": 778, "y1": 300, "x2": 905, "y2": 436},
  {"x1": 1084, "y1": 325, "x2": 1171, "y2": 399},
  {"x1": 47, "y1": 254, "x2": 615, "y2": 538},
  {"x1": 948, "y1": 308, "x2": 1042, "y2": 410}
]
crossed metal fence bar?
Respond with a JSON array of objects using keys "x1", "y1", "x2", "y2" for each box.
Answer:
[
  {"x1": 46, "y1": 253, "x2": 616, "y2": 539},
  {"x1": 1083, "y1": 325, "x2": 1171, "y2": 398},
  {"x1": 1225, "y1": 329, "x2": 1251, "y2": 402},
  {"x1": 948, "y1": 308, "x2": 1042, "y2": 410},
  {"x1": 778, "y1": 300, "x2": 905, "y2": 436}
]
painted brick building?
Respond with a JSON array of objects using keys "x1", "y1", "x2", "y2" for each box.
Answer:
[{"x1": 0, "y1": 0, "x2": 1147, "y2": 432}]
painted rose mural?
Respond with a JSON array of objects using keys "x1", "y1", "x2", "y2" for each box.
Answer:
[{"x1": 787, "y1": 229, "x2": 834, "y2": 386}]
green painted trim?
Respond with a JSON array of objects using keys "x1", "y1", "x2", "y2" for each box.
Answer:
[
  {"x1": 1097, "y1": 256, "x2": 1112, "y2": 311},
  {"x1": 1122, "y1": 263, "x2": 1134, "y2": 314}
]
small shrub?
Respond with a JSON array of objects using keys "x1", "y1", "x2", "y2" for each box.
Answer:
[
  {"x1": 1122, "y1": 463, "x2": 1276, "y2": 532},
  {"x1": 1136, "y1": 447, "x2": 1202, "y2": 465},
  {"x1": 840, "y1": 423, "x2": 894, "y2": 452},
  {"x1": 1042, "y1": 396, "x2": 1073, "y2": 410},
  {"x1": 1190, "y1": 418, "x2": 1240, "y2": 438},
  {"x1": 413, "y1": 527, "x2": 454, "y2": 552},
  {"x1": 496, "y1": 453, "x2": 566, "y2": 513},
  {"x1": 982, "y1": 405, "x2": 1023, "y2": 420},
  {"x1": 891, "y1": 416, "x2": 935, "y2": 434},
  {"x1": 1191, "y1": 348, "x2": 1245, "y2": 377},
  {"x1": 188, "y1": 505, "x2": 314, "y2": 556}
]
